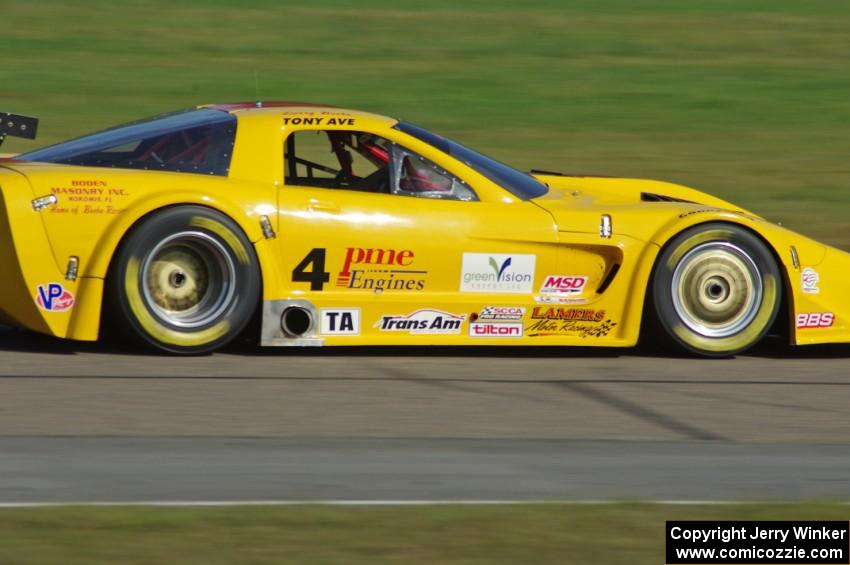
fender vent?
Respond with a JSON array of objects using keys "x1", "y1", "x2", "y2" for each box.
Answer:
[
  {"x1": 640, "y1": 192, "x2": 694, "y2": 203},
  {"x1": 596, "y1": 263, "x2": 621, "y2": 295}
]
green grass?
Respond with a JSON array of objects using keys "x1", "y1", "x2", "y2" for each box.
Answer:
[
  {"x1": 0, "y1": 503, "x2": 847, "y2": 564},
  {"x1": 2, "y1": 0, "x2": 850, "y2": 246}
]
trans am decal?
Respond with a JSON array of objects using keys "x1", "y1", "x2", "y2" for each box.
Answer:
[{"x1": 375, "y1": 309, "x2": 465, "y2": 334}]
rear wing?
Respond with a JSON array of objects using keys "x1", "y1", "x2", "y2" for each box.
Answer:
[{"x1": 0, "y1": 112, "x2": 39, "y2": 148}]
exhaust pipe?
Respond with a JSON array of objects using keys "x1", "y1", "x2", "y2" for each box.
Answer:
[
  {"x1": 280, "y1": 306, "x2": 314, "y2": 338},
  {"x1": 261, "y1": 299, "x2": 321, "y2": 346}
]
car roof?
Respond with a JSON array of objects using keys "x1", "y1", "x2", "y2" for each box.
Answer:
[
  {"x1": 200, "y1": 101, "x2": 398, "y2": 126},
  {"x1": 203, "y1": 101, "x2": 335, "y2": 111}
]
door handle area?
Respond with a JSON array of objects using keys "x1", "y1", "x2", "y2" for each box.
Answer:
[{"x1": 306, "y1": 200, "x2": 340, "y2": 214}]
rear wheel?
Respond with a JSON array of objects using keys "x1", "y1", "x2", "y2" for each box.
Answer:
[
  {"x1": 108, "y1": 206, "x2": 260, "y2": 354},
  {"x1": 650, "y1": 223, "x2": 781, "y2": 357}
]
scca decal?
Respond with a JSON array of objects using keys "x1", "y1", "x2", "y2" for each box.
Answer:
[
  {"x1": 476, "y1": 306, "x2": 525, "y2": 321},
  {"x1": 796, "y1": 312, "x2": 834, "y2": 329},
  {"x1": 35, "y1": 283, "x2": 74, "y2": 312}
]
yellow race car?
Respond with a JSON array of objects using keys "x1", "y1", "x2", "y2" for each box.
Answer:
[{"x1": 0, "y1": 102, "x2": 847, "y2": 356}]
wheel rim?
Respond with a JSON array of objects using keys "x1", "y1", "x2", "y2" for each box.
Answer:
[
  {"x1": 670, "y1": 241, "x2": 763, "y2": 338},
  {"x1": 140, "y1": 231, "x2": 236, "y2": 329}
]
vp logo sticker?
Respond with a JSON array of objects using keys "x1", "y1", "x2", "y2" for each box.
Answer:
[{"x1": 35, "y1": 283, "x2": 75, "y2": 312}]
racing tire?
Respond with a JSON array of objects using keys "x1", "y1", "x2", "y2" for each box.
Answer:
[
  {"x1": 107, "y1": 206, "x2": 260, "y2": 354},
  {"x1": 649, "y1": 222, "x2": 782, "y2": 357}
]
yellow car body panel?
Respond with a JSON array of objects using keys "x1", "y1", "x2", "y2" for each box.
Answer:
[{"x1": 1, "y1": 103, "x2": 848, "y2": 350}]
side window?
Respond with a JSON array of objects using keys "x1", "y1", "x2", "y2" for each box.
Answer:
[
  {"x1": 284, "y1": 130, "x2": 391, "y2": 193},
  {"x1": 18, "y1": 108, "x2": 236, "y2": 176},
  {"x1": 390, "y1": 145, "x2": 478, "y2": 201},
  {"x1": 283, "y1": 129, "x2": 477, "y2": 201}
]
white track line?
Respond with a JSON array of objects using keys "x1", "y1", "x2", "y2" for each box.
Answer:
[{"x1": 0, "y1": 500, "x2": 845, "y2": 508}]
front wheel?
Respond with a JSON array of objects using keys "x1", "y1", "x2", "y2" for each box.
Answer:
[
  {"x1": 107, "y1": 206, "x2": 260, "y2": 354},
  {"x1": 650, "y1": 222, "x2": 782, "y2": 357}
]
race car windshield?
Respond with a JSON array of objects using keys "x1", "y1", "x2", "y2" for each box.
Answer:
[
  {"x1": 17, "y1": 108, "x2": 237, "y2": 176},
  {"x1": 393, "y1": 121, "x2": 548, "y2": 200}
]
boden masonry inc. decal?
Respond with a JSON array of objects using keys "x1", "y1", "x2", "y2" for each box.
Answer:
[
  {"x1": 375, "y1": 309, "x2": 466, "y2": 334},
  {"x1": 460, "y1": 253, "x2": 535, "y2": 294}
]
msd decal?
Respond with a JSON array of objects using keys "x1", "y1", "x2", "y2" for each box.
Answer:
[
  {"x1": 460, "y1": 253, "x2": 536, "y2": 294},
  {"x1": 376, "y1": 309, "x2": 466, "y2": 334},
  {"x1": 469, "y1": 322, "x2": 523, "y2": 338},
  {"x1": 35, "y1": 283, "x2": 75, "y2": 312},
  {"x1": 796, "y1": 312, "x2": 834, "y2": 329},
  {"x1": 540, "y1": 275, "x2": 588, "y2": 295}
]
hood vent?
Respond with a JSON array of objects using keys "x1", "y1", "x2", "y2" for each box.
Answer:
[
  {"x1": 530, "y1": 169, "x2": 614, "y2": 178},
  {"x1": 640, "y1": 192, "x2": 695, "y2": 203}
]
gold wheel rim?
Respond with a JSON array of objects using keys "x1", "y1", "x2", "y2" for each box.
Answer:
[
  {"x1": 140, "y1": 231, "x2": 235, "y2": 329},
  {"x1": 671, "y1": 242, "x2": 762, "y2": 338}
]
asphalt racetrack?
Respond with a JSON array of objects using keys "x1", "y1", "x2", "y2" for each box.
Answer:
[{"x1": 1, "y1": 328, "x2": 849, "y2": 503}]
